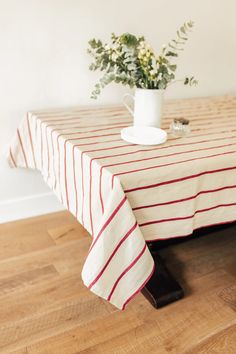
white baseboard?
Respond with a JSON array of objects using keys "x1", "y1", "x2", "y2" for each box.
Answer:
[{"x1": 0, "y1": 192, "x2": 65, "y2": 224}]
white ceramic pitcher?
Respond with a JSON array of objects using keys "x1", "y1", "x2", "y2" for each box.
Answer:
[{"x1": 123, "y1": 88, "x2": 164, "y2": 128}]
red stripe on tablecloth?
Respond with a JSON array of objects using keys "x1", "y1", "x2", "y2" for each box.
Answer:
[
  {"x1": 122, "y1": 263, "x2": 155, "y2": 310},
  {"x1": 39, "y1": 113, "x2": 236, "y2": 215},
  {"x1": 60, "y1": 132, "x2": 121, "y2": 142},
  {"x1": 145, "y1": 218, "x2": 236, "y2": 242},
  {"x1": 56, "y1": 134, "x2": 63, "y2": 202},
  {"x1": 72, "y1": 141, "x2": 125, "y2": 220},
  {"x1": 35, "y1": 108, "x2": 125, "y2": 118},
  {"x1": 88, "y1": 196, "x2": 127, "y2": 254},
  {"x1": 54, "y1": 120, "x2": 236, "y2": 160},
  {"x1": 133, "y1": 185, "x2": 236, "y2": 210},
  {"x1": 64, "y1": 141, "x2": 70, "y2": 210},
  {"x1": 99, "y1": 167, "x2": 104, "y2": 214},
  {"x1": 76, "y1": 140, "x2": 129, "y2": 221},
  {"x1": 100, "y1": 140, "x2": 236, "y2": 211},
  {"x1": 48, "y1": 122, "x2": 129, "y2": 152},
  {"x1": 114, "y1": 151, "x2": 236, "y2": 183},
  {"x1": 186, "y1": 118, "x2": 235, "y2": 128},
  {"x1": 40, "y1": 122, "x2": 44, "y2": 171},
  {"x1": 38, "y1": 110, "x2": 235, "y2": 126},
  {"x1": 98, "y1": 131, "x2": 236, "y2": 203},
  {"x1": 104, "y1": 142, "x2": 236, "y2": 171},
  {"x1": 75, "y1": 141, "x2": 131, "y2": 226},
  {"x1": 125, "y1": 166, "x2": 236, "y2": 193},
  {"x1": 88, "y1": 221, "x2": 138, "y2": 290},
  {"x1": 89, "y1": 159, "x2": 94, "y2": 235},
  {"x1": 73, "y1": 138, "x2": 122, "y2": 149},
  {"x1": 72, "y1": 146, "x2": 79, "y2": 218},
  {"x1": 26, "y1": 114, "x2": 36, "y2": 168},
  {"x1": 79, "y1": 139, "x2": 133, "y2": 215},
  {"x1": 72, "y1": 129, "x2": 236, "y2": 197},
  {"x1": 58, "y1": 134, "x2": 121, "y2": 204},
  {"x1": 140, "y1": 202, "x2": 236, "y2": 227},
  {"x1": 46, "y1": 119, "x2": 235, "y2": 155},
  {"x1": 17, "y1": 129, "x2": 28, "y2": 168},
  {"x1": 45, "y1": 117, "x2": 235, "y2": 172},
  {"x1": 46, "y1": 120, "x2": 130, "y2": 132},
  {"x1": 91, "y1": 134, "x2": 236, "y2": 163},
  {"x1": 50, "y1": 130, "x2": 57, "y2": 189},
  {"x1": 45, "y1": 126, "x2": 51, "y2": 178},
  {"x1": 37, "y1": 108, "x2": 126, "y2": 122},
  {"x1": 81, "y1": 152, "x2": 85, "y2": 225},
  {"x1": 55, "y1": 125, "x2": 126, "y2": 141},
  {"x1": 165, "y1": 112, "x2": 236, "y2": 123},
  {"x1": 48, "y1": 123, "x2": 125, "y2": 182},
  {"x1": 54, "y1": 125, "x2": 236, "y2": 196},
  {"x1": 55, "y1": 114, "x2": 126, "y2": 123},
  {"x1": 54, "y1": 138, "x2": 123, "y2": 192},
  {"x1": 174, "y1": 127, "x2": 236, "y2": 140},
  {"x1": 9, "y1": 148, "x2": 17, "y2": 167},
  {"x1": 82, "y1": 142, "x2": 132, "y2": 155},
  {"x1": 82, "y1": 141, "x2": 133, "y2": 214},
  {"x1": 107, "y1": 243, "x2": 147, "y2": 301}
]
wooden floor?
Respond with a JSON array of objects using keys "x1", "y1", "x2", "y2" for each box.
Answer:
[{"x1": 0, "y1": 212, "x2": 235, "y2": 354}]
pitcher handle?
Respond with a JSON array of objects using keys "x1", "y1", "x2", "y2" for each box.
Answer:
[{"x1": 123, "y1": 93, "x2": 134, "y2": 116}]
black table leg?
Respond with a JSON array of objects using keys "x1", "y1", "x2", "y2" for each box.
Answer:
[
  {"x1": 141, "y1": 243, "x2": 184, "y2": 309},
  {"x1": 141, "y1": 222, "x2": 236, "y2": 309}
]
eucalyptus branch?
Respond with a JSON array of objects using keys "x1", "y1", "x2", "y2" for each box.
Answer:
[
  {"x1": 167, "y1": 76, "x2": 198, "y2": 88},
  {"x1": 88, "y1": 22, "x2": 197, "y2": 98}
]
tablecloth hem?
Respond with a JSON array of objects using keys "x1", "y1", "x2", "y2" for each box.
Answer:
[
  {"x1": 82, "y1": 262, "x2": 155, "y2": 310},
  {"x1": 121, "y1": 263, "x2": 155, "y2": 310},
  {"x1": 145, "y1": 218, "x2": 236, "y2": 242}
]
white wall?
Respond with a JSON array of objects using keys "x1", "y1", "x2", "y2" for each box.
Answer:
[{"x1": 0, "y1": 0, "x2": 235, "y2": 222}]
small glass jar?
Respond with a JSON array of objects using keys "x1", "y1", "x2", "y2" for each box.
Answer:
[{"x1": 170, "y1": 118, "x2": 191, "y2": 137}]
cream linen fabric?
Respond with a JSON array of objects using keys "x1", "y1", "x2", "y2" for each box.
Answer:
[{"x1": 8, "y1": 95, "x2": 236, "y2": 309}]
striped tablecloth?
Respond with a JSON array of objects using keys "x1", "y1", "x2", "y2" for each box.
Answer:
[{"x1": 8, "y1": 95, "x2": 236, "y2": 309}]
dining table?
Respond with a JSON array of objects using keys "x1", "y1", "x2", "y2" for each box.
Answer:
[{"x1": 8, "y1": 94, "x2": 236, "y2": 310}]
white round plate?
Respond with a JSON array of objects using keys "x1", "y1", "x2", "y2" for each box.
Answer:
[{"x1": 121, "y1": 126, "x2": 167, "y2": 145}]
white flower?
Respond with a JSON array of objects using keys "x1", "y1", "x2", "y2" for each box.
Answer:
[
  {"x1": 151, "y1": 57, "x2": 159, "y2": 71},
  {"x1": 139, "y1": 41, "x2": 145, "y2": 48},
  {"x1": 140, "y1": 49, "x2": 146, "y2": 55},
  {"x1": 150, "y1": 69, "x2": 157, "y2": 76},
  {"x1": 111, "y1": 52, "x2": 118, "y2": 61},
  {"x1": 128, "y1": 64, "x2": 136, "y2": 71}
]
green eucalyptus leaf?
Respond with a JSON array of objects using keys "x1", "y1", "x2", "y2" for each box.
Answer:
[{"x1": 88, "y1": 22, "x2": 196, "y2": 99}]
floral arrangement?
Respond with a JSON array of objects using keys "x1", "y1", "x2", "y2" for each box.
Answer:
[{"x1": 88, "y1": 21, "x2": 197, "y2": 99}]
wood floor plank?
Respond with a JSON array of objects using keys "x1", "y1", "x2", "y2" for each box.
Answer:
[
  {"x1": 0, "y1": 238, "x2": 90, "y2": 279},
  {"x1": 47, "y1": 223, "x2": 89, "y2": 244},
  {"x1": 218, "y1": 284, "x2": 236, "y2": 311},
  {"x1": 77, "y1": 296, "x2": 235, "y2": 354},
  {"x1": 0, "y1": 211, "x2": 235, "y2": 354},
  {"x1": 26, "y1": 311, "x2": 141, "y2": 354},
  {"x1": 0, "y1": 211, "x2": 80, "y2": 260},
  {"x1": 18, "y1": 270, "x2": 236, "y2": 354},
  {"x1": 0, "y1": 211, "x2": 77, "y2": 237},
  {"x1": 0, "y1": 274, "x2": 100, "y2": 326},
  {"x1": 0, "y1": 265, "x2": 59, "y2": 297},
  {"x1": 0, "y1": 229, "x2": 55, "y2": 261},
  {"x1": 11, "y1": 349, "x2": 28, "y2": 354},
  {"x1": 186, "y1": 323, "x2": 236, "y2": 354},
  {"x1": 0, "y1": 297, "x2": 114, "y2": 353}
]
